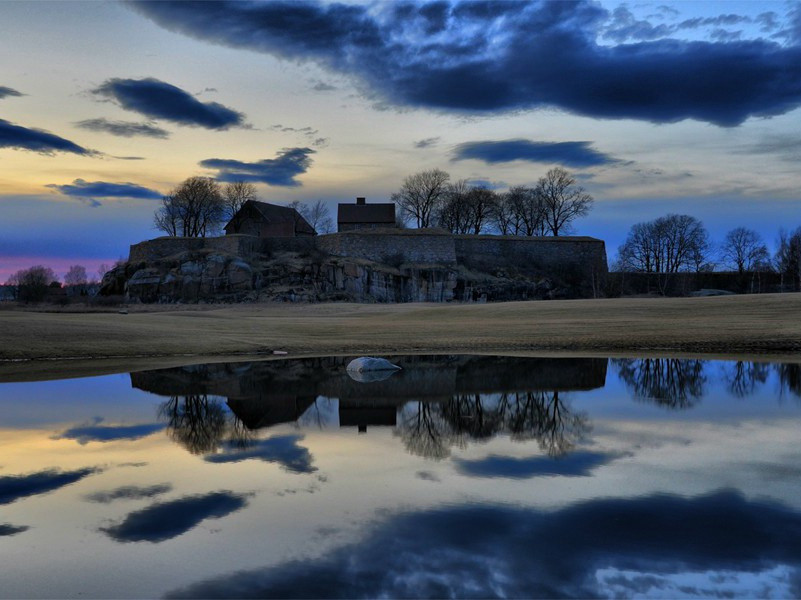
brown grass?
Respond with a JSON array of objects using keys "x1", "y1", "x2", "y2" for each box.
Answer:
[{"x1": 1, "y1": 294, "x2": 800, "y2": 381}]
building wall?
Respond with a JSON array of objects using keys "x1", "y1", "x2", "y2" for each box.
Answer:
[
  {"x1": 339, "y1": 222, "x2": 396, "y2": 232},
  {"x1": 128, "y1": 231, "x2": 608, "y2": 298},
  {"x1": 316, "y1": 230, "x2": 457, "y2": 265},
  {"x1": 454, "y1": 235, "x2": 608, "y2": 294}
]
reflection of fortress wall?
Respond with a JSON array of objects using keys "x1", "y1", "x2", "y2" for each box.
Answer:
[
  {"x1": 455, "y1": 357, "x2": 607, "y2": 393},
  {"x1": 317, "y1": 364, "x2": 457, "y2": 405},
  {"x1": 131, "y1": 356, "x2": 608, "y2": 430}
]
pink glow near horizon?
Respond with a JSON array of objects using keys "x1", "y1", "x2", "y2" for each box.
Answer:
[{"x1": 0, "y1": 256, "x2": 118, "y2": 283}]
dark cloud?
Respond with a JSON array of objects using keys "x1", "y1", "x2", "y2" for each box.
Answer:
[
  {"x1": 454, "y1": 450, "x2": 627, "y2": 479},
  {"x1": 129, "y1": 0, "x2": 801, "y2": 126},
  {"x1": 204, "y1": 434, "x2": 316, "y2": 474},
  {"x1": 413, "y1": 137, "x2": 440, "y2": 149},
  {"x1": 0, "y1": 468, "x2": 98, "y2": 505},
  {"x1": 0, "y1": 524, "x2": 29, "y2": 536},
  {"x1": 93, "y1": 78, "x2": 245, "y2": 129},
  {"x1": 453, "y1": 139, "x2": 618, "y2": 167},
  {"x1": 464, "y1": 178, "x2": 506, "y2": 190},
  {"x1": 604, "y1": 6, "x2": 674, "y2": 42},
  {"x1": 415, "y1": 470, "x2": 441, "y2": 482},
  {"x1": 312, "y1": 81, "x2": 336, "y2": 91},
  {"x1": 101, "y1": 491, "x2": 248, "y2": 543},
  {"x1": 200, "y1": 148, "x2": 314, "y2": 186},
  {"x1": 53, "y1": 418, "x2": 164, "y2": 443},
  {"x1": 75, "y1": 118, "x2": 169, "y2": 139},
  {"x1": 710, "y1": 29, "x2": 743, "y2": 43},
  {"x1": 165, "y1": 489, "x2": 801, "y2": 599},
  {"x1": 85, "y1": 484, "x2": 172, "y2": 504},
  {"x1": 742, "y1": 135, "x2": 801, "y2": 161},
  {"x1": 0, "y1": 118, "x2": 93, "y2": 155},
  {"x1": 113, "y1": 156, "x2": 146, "y2": 160},
  {"x1": 0, "y1": 86, "x2": 23, "y2": 99}
]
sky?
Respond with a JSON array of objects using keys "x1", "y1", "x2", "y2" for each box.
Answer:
[{"x1": 2, "y1": 0, "x2": 801, "y2": 280}]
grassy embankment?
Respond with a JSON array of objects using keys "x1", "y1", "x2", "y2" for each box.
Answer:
[{"x1": 1, "y1": 293, "x2": 800, "y2": 381}]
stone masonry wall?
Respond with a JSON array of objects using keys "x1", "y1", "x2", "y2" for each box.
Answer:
[
  {"x1": 316, "y1": 229, "x2": 456, "y2": 266},
  {"x1": 455, "y1": 235, "x2": 608, "y2": 292}
]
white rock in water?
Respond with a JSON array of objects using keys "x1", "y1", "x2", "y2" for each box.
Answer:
[{"x1": 346, "y1": 357, "x2": 402, "y2": 373}]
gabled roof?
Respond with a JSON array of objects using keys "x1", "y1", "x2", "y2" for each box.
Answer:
[
  {"x1": 227, "y1": 200, "x2": 316, "y2": 235},
  {"x1": 337, "y1": 202, "x2": 395, "y2": 224}
]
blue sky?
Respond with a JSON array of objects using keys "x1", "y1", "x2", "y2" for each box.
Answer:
[{"x1": 1, "y1": 0, "x2": 800, "y2": 279}]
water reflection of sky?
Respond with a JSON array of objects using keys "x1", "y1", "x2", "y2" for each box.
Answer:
[{"x1": 0, "y1": 356, "x2": 800, "y2": 598}]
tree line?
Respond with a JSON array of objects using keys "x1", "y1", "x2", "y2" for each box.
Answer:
[
  {"x1": 3, "y1": 264, "x2": 107, "y2": 303},
  {"x1": 392, "y1": 166, "x2": 594, "y2": 236},
  {"x1": 615, "y1": 213, "x2": 801, "y2": 290}
]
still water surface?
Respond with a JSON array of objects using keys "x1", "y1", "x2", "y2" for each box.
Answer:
[{"x1": 1, "y1": 355, "x2": 801, "y2": 598}]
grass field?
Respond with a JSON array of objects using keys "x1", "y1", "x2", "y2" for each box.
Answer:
[{"x1": 1, "y1": 294, "x2": 800, "y2": 381}]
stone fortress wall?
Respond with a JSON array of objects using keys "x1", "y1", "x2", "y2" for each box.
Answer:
[{"x1": 126, "y1": 229, "x2": 608, "y2": 299}]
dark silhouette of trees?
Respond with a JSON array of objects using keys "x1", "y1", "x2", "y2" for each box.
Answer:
[
  {"x1": 720, "y1": 227, "x2": 770, "y2": 274},
  {"x1": 617, "y1": 214, "x2": 712, "y2": 293},
  {"x1": 222, "y1": 181, "x2": 257, "y2": 223},
  {"x1": 154, "y1": 177, "x2": 225, "y2": 237},
  {"x1": 774, "y1": 227, "x2": 801, "y2": 291},
  {"x1": 6, "y1": 265, "x2": 58, "y2": 302},
  {"x1": 436, "y1": 181, "x2": 496, "y2": 234},
  {"x1": 392, "y1": 168, "x2": 450, "y2": 228},
  {"x1": 489, "y1": 186, "x2": 547, "y2": 236},
  {"x1": 537, "y1": 167, "x2": 593, "y2": 236},
  {"x1": 615, "y1": 358, "x2": 706, "y2": 409}
]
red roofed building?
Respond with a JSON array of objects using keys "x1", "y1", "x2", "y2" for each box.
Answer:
[{"x1": 224, "y1": 200, "x2": 316, "y2": 238}]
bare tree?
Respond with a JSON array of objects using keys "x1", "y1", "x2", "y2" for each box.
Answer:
[
  {"x1": 465, "y1": 187, "x2": 496, "y2": 235},
  {"x1": 97, "y1": 263, "x2": 110, "y2": 283},
  {"x1": 64, "y1": 265, "x2": 88, "y2": 295},
  {"x1": 154, "y1": 177, "x2": 225, "y2": 237},
  {"x1": 8, "y1": 265, "x2": 58, "y2": 303},
  {"x1": 489, "y1": 190, "x2": 522, "y2": 235},
  {"x1": 618, "y1": 214, "x2": 710, "y2": 275},
  {"x1": 774, "y1": 227, "x2": 801, "y2": 291},
  {"x1": 436, "y1": 180, "x2": 473, "y2": 234},
  {"x1": 391, "y1": 168, "x2": 450, "y2": 228},
  {"x1": 299, "y1": 199, "x2": 333, "y2": 234},
  {"x1": 222, "y1": 181, "x2": 257, "y2": 222},
  {"x1": 536, "y1": 167, "x2": 593, "y2": 236},
  {"x1": 720, "y1": 227, "x2": 769, "y2": 273},
  {"x1": 64, "y1": 265, "x2": 88, "y2": 287}
]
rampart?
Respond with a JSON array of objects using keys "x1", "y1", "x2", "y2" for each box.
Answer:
[
  {"x1": 315, "y1": 229, "x2": 456, "y2": 266},
  {"x1": 455, "y1": 235, "x2": 607, "y2": 292},
  {"x1": 126, "y1": 230, "x2": 608, "y2": 300}
]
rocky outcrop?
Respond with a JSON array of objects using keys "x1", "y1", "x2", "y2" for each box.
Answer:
[
  {"x1": 102, "y1": 233, "x2": 601, "y2": 303},
  {"x1": 103, "y1": 249, "x2": 462, "y2": 303}
]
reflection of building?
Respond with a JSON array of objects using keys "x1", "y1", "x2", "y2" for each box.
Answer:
[
  {"x1": 339, "y1": 406, "x2": 397, "y2": 432},
  {"x1": 131, "y1": 355, "x2": 608, "y2": 435}
]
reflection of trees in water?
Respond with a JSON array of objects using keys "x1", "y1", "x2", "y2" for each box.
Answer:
[
  {"x1": 724, "y1": 361, "x2": 770, "y2": 398},
  {"x1": 617, "y1": 358, "x2": 801, "y2": 404},
  {"x1": 158, "y1": 395, "x2": 254, "y2": 455},
  {"x1": 615, "y1": 358, "x2": 706, "y2": 408},
  {"x1": 776, "y1": 363, "x2": 801, "y2": 399},
  {"x1": 397, "y1": 391, "x2": 589, "y2": 460}
]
